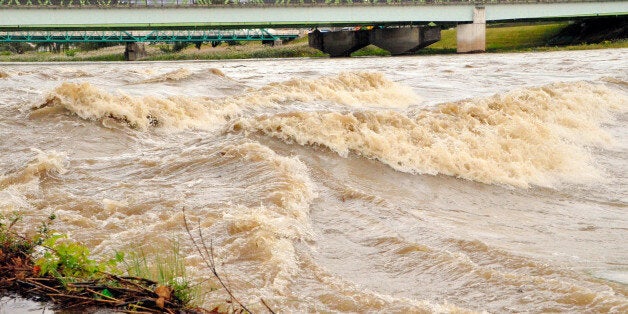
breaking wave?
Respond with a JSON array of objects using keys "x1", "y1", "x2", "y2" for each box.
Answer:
[
  {"x1": 140, "y1": 68, "x2": 193, "y2": 83},
  {"x1": 33, "y1": 82, "x2": 221, "y2": 131},
  {"x1": 0, "y1": 149, "x2": 67, "y2": 189},
  {"x1": 253, "y1": 71, "x2": 418, "y2": 108},
  {"x1": 138, "y1": 68, "x2": 226, "y2": 84},
  {"x1": 200, "y1": 142, "x2": 318, "y2": 295},
  {"x1": 31, "y1": 72, "x2": 417, "y2": 131},
  {"x1": 0, "y1": 149, "x2": 67, "y2": 212},
  {"x1": 236, "y1": 81, "x2": 627, "y2": 188}
]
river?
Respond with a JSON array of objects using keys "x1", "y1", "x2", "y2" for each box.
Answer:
[{"x1": 0, "y1": 49, "x2": 626, "y2": 313}]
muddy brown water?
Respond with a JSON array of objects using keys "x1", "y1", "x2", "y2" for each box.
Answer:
[{"x1": 1, "y1": 49, "x2": 627, "y2": 312}]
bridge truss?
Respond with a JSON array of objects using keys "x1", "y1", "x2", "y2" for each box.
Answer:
[{"x1": 0, "y1": 29, "x2": 297, "y2": 43}]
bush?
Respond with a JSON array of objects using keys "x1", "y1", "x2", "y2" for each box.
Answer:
[
  {"x1": 0, "y1": 212, "x2": 197, "y2": 311},
  {"x1": 172, "y1": 42, "x2": 190, "y2": 52}
]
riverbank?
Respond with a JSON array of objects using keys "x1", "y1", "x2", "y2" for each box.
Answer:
[
  {"x1": 0, "y1": 212, "x2": 245, "y2": 313},
  {"x1": 1, "y1": 21, "x2": 626, "y2": 62}
]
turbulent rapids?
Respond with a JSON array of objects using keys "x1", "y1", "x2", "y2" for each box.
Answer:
[{"x1": 1, "y1": 50, "x2": 627, "y2": 312}]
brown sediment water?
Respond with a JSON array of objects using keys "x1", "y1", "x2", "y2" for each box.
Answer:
[{"x1": 0, "y1": 49, "x2": 627, "y2": 312}]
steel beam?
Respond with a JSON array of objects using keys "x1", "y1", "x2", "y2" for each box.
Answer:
[{"x1": 0, "y1": 29, "x2": 297, "y2": 42}]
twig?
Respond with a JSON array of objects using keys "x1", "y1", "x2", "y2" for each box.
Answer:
[
  {"x1": 260, "y1": 298, "x2": 276, "y2": 314},
  {"x1": 104, "y1": 285, "x2": 148, "y2": 296},
  {"x1": 61, "y1": 300, "x2": 93, "y2": 309},
  {"x1": 47, "y1": 293, "x2": 121, "y2": 304},
  {"x1": 182, "y1": 208, "x2": 252, "y2": 313},
  {"x1": 104, "y1": 273, "x2": 156, "y2": 295},
  {"x1": 116, "y1": 299, "x2": 161, "y2": 312},
  {"x1": 85, "y1": 288, "x2": 120, "y2": 302},
  {"x1": 21, "y1": 278, "x2": 61, "y2": 294}
]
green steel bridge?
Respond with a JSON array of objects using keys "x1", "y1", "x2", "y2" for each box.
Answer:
[{"x1": 0, "y1": 29, "x2": 297, "y2": 44}]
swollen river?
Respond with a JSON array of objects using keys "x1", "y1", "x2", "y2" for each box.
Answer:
[{"x1": 1, "y1": 49, "x2": 627, "y2": 312}]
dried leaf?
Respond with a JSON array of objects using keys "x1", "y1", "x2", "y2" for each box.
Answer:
[
  {"x1": 155, "y1": 285, "x2": 172, "y2": 300},
  {"x1": 156, "y1": 297, "x2": 165, "y2": 309}
]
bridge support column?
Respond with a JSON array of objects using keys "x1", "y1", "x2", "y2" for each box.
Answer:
[
  {"x1": 370, "y1": 26, "x2": 440, "y2": 55},
  {"x1": 457, "y1": 7, "x2": 486, "y2": 53},
  {"x1": 308, "y1": 29, "x2": 370, "y2": 57},
  {"x1": 124, "y1": 42, "x2": 146, "y2": 61}
]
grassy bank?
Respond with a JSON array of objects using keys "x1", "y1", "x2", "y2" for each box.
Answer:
[
  {"x1": 0, "y1": 212, "x2": 249, "y2": 313},
  {"x1": 0, "y1": 22, "x2": 626, "y2": 62},
  {"x1": 355, "y1": 22, "x2": 628, "y2": 56}
]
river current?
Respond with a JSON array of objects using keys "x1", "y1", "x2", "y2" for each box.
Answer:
[{"x1": 0, "y1": 49, "x2": 627, "y2": 313}]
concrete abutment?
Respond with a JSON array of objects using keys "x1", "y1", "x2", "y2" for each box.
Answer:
[
  {"x1": 370, "y1": 26, "x2": 441, "y2": 55},
  {"x1": 308, "y1": 6, "x2": 488, "y2": 57},
  {"x1": 308, "y1": 29, "x2": 370, "y2": 57},
  {"x1": 309, "y1": 26, "x2": 440, "y2": 57},
  {"x1": 124, "y1": 42, "x2": 146, "y2": 61}
]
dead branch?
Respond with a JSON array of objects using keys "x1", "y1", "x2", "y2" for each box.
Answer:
[{"x1": 182, "y1": 208, "x2": 253, "y2": 313}]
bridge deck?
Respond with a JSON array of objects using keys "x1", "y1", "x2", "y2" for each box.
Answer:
[
  {"x1": 1, "y1": 0, "x2": 626, "y2": 31},
  {"x1": 0, "y1": 0, "x2": 622, "y2": 6}
]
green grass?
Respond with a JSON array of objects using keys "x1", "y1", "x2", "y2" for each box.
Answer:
[
  {"x1": 352, "y1": 45, "x2": 390, "y2": 57},
  {"x1": 1, "y1": 212, "x2": 207, "y2": 310},
  {"x1": 121, "y1": 239, "x2": 203, "y2": 306},
  {"x1": 487, "y1": 23, "x2": 569, "y2": 51},
  {"x1": 0, "y1": 51, "x2": 124, "y2": 62},
  {"x1": 425, "y1": 22, "x2": 570, "y2": 52},
  {"x1": 0, "y1": 22, "x2": 626, "y2": 62},
  {"x1": 143, "y1": 43, "x2": 324, "y2": 61}
]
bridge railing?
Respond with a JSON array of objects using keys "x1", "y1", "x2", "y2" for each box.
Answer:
[
  {"x1": 0, "y1": 29, "x2": 299, "y2": 42},
  {"x1": 0, "y1": 0, "x2": 610, "y2": 7}
]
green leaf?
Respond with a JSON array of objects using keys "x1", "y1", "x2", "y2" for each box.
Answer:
[{"x1": 101, "y1": 288, "x2": 113, "y2": 298}]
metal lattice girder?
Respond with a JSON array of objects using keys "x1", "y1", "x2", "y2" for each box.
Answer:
[{"x1": 0, "y1": 29, "x2": 294, "y2": 42}]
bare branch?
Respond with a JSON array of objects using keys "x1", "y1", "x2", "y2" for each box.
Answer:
[{"x1": 182, "y1": 208, "x2": 252, "y2": 313}]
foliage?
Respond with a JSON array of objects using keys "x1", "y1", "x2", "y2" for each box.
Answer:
[
  {"x1": 36, "y1": 234, "x2": 101, "y2": 279},
  {"x1": 351, "y1": 45, "x2": 390, "y2": 57},
  {"x1": 65, "y1": 49, "x2": 77, "y2": 57},
  {"x1": 425, "y1": 22, "x2": 570, "y2": 53},
  {"x1": 1, "y1": 212, "x2": 200, "y2": 312},
  {"x1": 158, "y1": 44, "x2": 173, "y2": 53},
  {"x1": 76, "y1": 42, "x2": 118, "y2": 52},
  {"x1": 0, "y1": 212, "x2": 34, "y2": 258},
  {"x1": 121, "y1": 238, "x2": 201, "y2": 306},
  {"x1": 1, "y1": 22, "x2": 626, "y2": 62},
  {"x1": 0, "y1": 42, "x2": 34, "y2": 54},
  {"x1": 173, "y1": 41, "x2": 191, "y2": 52}
]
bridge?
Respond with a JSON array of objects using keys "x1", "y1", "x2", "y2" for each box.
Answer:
[{"x1": 1, "y1": 0, "x2": 626, "y2": 58}]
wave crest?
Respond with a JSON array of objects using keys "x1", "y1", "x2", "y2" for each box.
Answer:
[
  {"x1": 236, "y1": 81, "x2": 626, "y2": 188},
  {"x1": 34, "y1": 82, "x2": 218, "y2": 130},
  {"x1": 0, "y1": 149, "x2": 67, "y2": 189},
  {"x1": 32, "y1": 72, "x2": 417, "y2": 131}
]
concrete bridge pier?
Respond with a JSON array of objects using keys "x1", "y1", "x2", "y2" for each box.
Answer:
[
  {"x1": 124, "y1": 42, "x2": 146, "y2": 61},
  {"x1": 308, "y1": 29, "x2": 370, "y2": 57},
  {"x1": 457, "y1": 7, "x2": 486, "y2": 53},
  {"x1": 370, "y1": 26, "x2": 441, "y2": 55}
]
